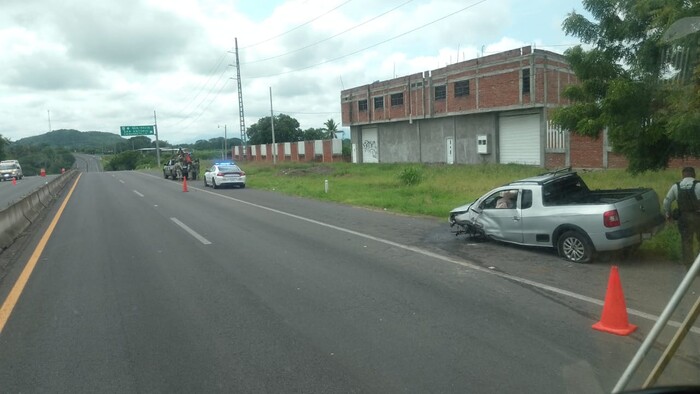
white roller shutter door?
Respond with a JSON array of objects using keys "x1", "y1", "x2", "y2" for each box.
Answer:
[
  {"x1": 361, "y1": 128, "x2": 379, "y2": 163},
  {"x1": 499, "y1": 114, "x2": 541, "y2": 165}
]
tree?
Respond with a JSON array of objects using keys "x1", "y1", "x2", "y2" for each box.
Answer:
[
  {"x1": 246, "y1": 114, "x2": 303, "y2": 145},
  {"x1": 0, "y1": 134, "x2": 8, "y2": 161},
  {"x1": 552, "y1": 1, "x2": 700, "y2": 173},
  {"x1": 209, "y1": 137, "x2": 225, "y2": 151},
  {"x1": 194, "y1": 139, "x2": 211, "y2": 151},
  {"x1": 129, "y1": 136, "x2": 152, "y2": 150},
  {"x1": 323, "y1": 118, "x2": 339, "y2": 139},
  {"x1": 5, "y1": 143, "x2": 74, "y2": 175},
  {"x1": 105, "y1": 151, "x2": 143, "y2": 171},
  {"x1": 303, "y1": 128, "x2": 326, "y2": 141}
]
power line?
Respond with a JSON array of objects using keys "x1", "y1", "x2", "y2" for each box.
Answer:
[
  {"x1": 166, "y1": 0, "x2": 359, "y2": 132},
  {"x1": 246, "y1": 0, "x2": 490, "y2": 79},
  {"x1": 164, "y1": 0, "x2": 520, "y2": 135},
  {"x1": 171, "y1": 77, "x2": 232, "y2": 133},
  {"x1": 242, "y1": 0, "x2": 415, "y2": 65},
  {"x1": 163, "y1": 1, "x2": 357, "y2": 132},
  {"x1": 240, "y1": 0, "x2": 354, "y2": 50},
  {"x1": 275, "y1": 109, "x2": 340, "y2": 115},
  {"x1": 171, "y1": 51, "x2": 231, "y2": 123}
]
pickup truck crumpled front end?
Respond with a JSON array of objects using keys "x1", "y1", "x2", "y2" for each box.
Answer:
[
  {"x1": 449, "y1": 202, "x2": 484, "y2": 237},
  {"x1": 449, "y1": 203, "x2": 473, "y2": 222}
]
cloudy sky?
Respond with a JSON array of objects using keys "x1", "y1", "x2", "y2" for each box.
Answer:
[{"x1": 0, "y1": 0, "x2": 590, "y2": 144}]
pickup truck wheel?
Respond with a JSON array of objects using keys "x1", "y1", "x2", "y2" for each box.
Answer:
[
  {"x1": 164, "y1": 172, "x2": 168, "y2": 179},
  {"x1": 557, "y1": 231, "x2": 594, "y2": 263}
]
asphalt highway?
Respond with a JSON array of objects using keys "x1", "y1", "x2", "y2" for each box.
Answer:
[
  {"x1": 0, "y1": 174, "x2": 58, "y2": 210},
  {"x1": 0, "y1": 169, "x2": 697, "y2": 393}
]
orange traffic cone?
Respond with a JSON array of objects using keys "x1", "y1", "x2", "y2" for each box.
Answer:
[
  {"x1": 182, "y1": 176, "x2": 189, "y2": 192},
  {"x1": 592, "y1": 266, "x2": 637, "y2": 336},
  {"x1": 12, "y1": 177, "x2": 16, "y2": 185}
]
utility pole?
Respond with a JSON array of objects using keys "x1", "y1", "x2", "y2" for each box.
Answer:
[
  {"x1": 219, "y1": 124, "x2": 227, "y2": 160},
  {"x1": 234, "y1": 38, "x2": 246, "y2": 146},
  {"x1": 270, "y1": 86, "x2": 276, "y2": 165},
  {"x1": 154, "y1": 110, "x2": 161, "y2": 167}
]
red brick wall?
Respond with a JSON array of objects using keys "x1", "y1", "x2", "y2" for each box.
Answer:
[
  {"x1": 341, "y1": 101, "x2": 352, "y2": 124},
  {"x1": 446, "y1": 82, "x2": 477, "y2": 113},
  {"x1": 434, "y1": 96, "x2": 447, "y2": 114},
  {"x1": 265, "y1": 144, "x2": 273, "y2": 162},
  {"x1": 304, "y1": 141, "x2": 315, "y2": 162},
  {"x1": 668, "y1": 157, "x2": 700, "y2": 169},
  {"x1": 323, "y1": 140, "x2": 332, "y2": 163},
  {"x1": 388, "y1": 89, "x2": 408, "y2": 120},
  {"x1": 545, "y1": 152, "x2": 566, "y2": 169},
  {"x1": 277, "y1": 144, "x2": 285, "y2": 162},
  {"x1": 358, "y1": 106, "x2": 369, "y2": 123},
  {"x1": 478, "y1": 71, "x2": 521, "y2": 108},
  {"x1": 570, "y1": 133, "x2": 604, "y2": 168},
  {"x1": 535, "y1": 66, "x2": 547, "y2": 105},
  {"x1": 341, "y1": 47, "x2": 571, "y2": 127},
  {"x1": 607, "y1": 152, "x2": 628, "y2": 169},
  {"x1": 372, "y1": 94, "x2": 387, "y2": 122},
  {"x1": 409, "y1": 83, "x2": 426, "y2": 118},
  {"x1": 291, "y1": 143, "x2": 299, "y2": 161},
  {"x1": 548, "y1": 135, "x2": 700, "y2": 170}
]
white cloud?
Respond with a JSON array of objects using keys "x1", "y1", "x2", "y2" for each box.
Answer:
[{"x1": 0, "y1": 0, "x2": 588, "y2": 144}]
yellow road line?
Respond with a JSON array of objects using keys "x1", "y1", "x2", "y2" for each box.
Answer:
[{"x1": 0, "y1": 173, "x2": 82, "y2": 334}]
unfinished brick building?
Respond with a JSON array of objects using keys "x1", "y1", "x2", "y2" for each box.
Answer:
[{"x1": 341, "y1": 46, "x2": 579, "y2": 166}]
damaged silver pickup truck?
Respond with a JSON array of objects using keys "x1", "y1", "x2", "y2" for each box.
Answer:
[{"x1": 449, "y1": 168, "x2": 665, "y2": 263}]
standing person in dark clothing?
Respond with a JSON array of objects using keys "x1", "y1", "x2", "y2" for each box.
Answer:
[{"x1": 663, "y1": 167, "x2": 700, "y2": 269}]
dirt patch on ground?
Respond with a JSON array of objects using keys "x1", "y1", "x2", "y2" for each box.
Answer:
[{"x1": 278, "y1": 166, "x2": 335, "y2": 177}]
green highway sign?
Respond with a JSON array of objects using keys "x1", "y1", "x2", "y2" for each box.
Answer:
[{"x1": 120, "y1": 125, "x2": 155, "y2": 136}]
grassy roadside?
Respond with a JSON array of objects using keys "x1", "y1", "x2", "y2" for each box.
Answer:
[{"x1": 227, "y1": 161, "x2": 683, "y2": 262}]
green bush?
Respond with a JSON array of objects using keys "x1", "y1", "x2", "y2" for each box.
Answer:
[
  {"x1": 106, "y1": 151, "x2": 157, "y2": 171},
  {"x1": 398, "y1": 167, "x2": 422, "y2": 186}
]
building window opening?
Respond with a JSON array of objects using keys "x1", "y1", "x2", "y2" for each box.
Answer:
[
  {"x1": 374, "y1": 96, "x2": 384, "y2": 109},
  {"x1": 358, "y1": 99, "x2": 368, "y2": 111},
  {"x1": 435, "y1": 85, "x2": 446, "y2": 100},
  {"x1": 522, "y1": 68, "x2": 530, "y2": 95},
  {"x1": 455, "y1": 80, "x2": 470, "y2": 97},
  {"x1": 390, "y1": 93, "x2": 404, "y2": 106}
]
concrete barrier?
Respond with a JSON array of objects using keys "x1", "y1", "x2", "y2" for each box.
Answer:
[{"x1": 0, "y1": 170, "x2": 78, "y2": 251}]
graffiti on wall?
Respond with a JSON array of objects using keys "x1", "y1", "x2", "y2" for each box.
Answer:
[
  {"x1": 361, "y1": 128, "x2": 378, "y2": 163},
  {"x1": 362, "y1": 140, "x2": 378, "y2": 160}
]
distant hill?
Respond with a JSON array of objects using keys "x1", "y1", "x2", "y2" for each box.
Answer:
[{"x1": 13, "y1": 129, "x2": 127, "y2": 150}]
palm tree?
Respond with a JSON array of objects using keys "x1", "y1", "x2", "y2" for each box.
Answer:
[{"x1": 323, "y1": 118, "x2": 339, "y2": 139}]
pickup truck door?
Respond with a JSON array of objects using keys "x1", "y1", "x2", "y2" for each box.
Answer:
[{"x1": 475, "y1": 189, "x2": 524, "y2": 243}]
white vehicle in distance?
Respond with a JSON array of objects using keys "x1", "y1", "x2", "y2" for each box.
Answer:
[
  {"x1": 203, "y1": 162, "x2": 246, "y2": 189},
  {"x1": 0, "y1": 160, "x2": 23, "y2": 181}
]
